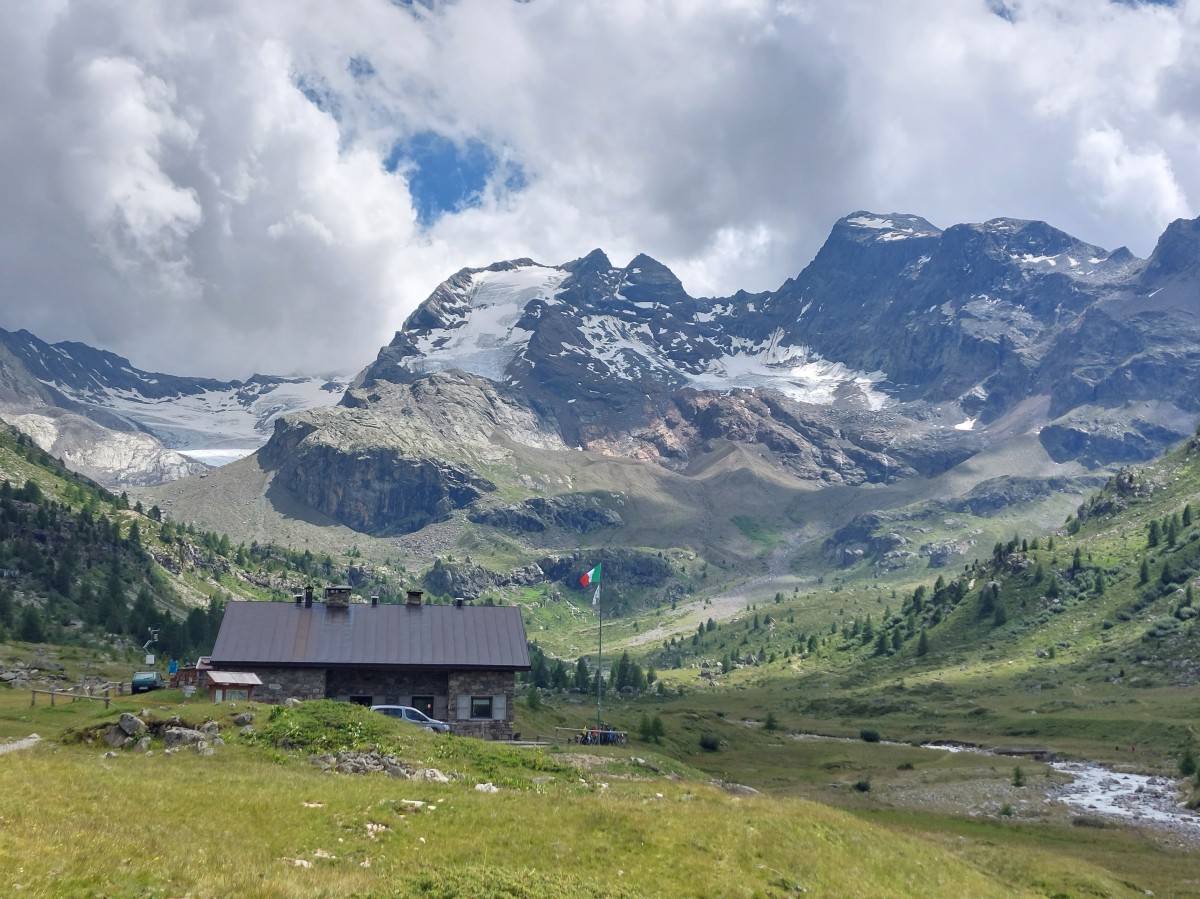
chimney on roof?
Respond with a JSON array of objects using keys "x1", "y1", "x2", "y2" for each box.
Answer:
[
  {"x1": 304, "y1": 585, "x2": 313, "y2": 608},
  {"x1": 371, "y1": 595, "x2": 379, "y2": 607},
  {"x1": 406, "y1": 588, "x2": 424, "y2": 607},
  {"x1": 455, "y1": 597, "x2": 464, "y2": 608},
  {"x1": 294, "y1": 593, "x2": 302, "y2": 606}
]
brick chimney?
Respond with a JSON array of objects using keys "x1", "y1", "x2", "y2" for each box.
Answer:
[{"x1": 406, "y1": 588, "x2": 424, "y2": 607}]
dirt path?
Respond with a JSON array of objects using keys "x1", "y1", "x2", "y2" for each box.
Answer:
[
  {"x1": 624, "y1": 530, "x2": 804, "y2": 649},
  {"x1": 0, "y1": 734, "x2": 41, "y2": 756}
]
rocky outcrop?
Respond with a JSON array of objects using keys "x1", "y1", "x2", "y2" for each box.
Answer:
[
  {"x1": 1040, "y1": 419, "x2": 1187, "y2": 467},
  {"x1": 469, "y1": 492, "x2": 623, "y2": 534},
  {"x1": 268, "y1": 437, "x2": 493, "y2": 535},
  {"x1": 536, "y1": 550, "x2": 675, "y2": 591}
]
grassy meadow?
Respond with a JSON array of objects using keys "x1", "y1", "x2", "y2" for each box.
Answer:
[{"x1": 1, "y1": 680, "x2": 1196, "y2": 898}]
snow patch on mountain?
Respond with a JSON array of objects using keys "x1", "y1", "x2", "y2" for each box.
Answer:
[
  {"x1": 407, "y1": 266, "x2": 569, "y2": 381},
  {"x1": 57, "y1": 376, "x2": 349, "y2": 464},
  {"x1": 2, "y1": 410, "x2": 205, "y2": 486}
]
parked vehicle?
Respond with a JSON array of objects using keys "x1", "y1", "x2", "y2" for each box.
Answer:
[
  {"x1": 131, "y1": 671, "x2": 165, "y2": 693},
  {"x1": 370, "y1": 705, "x2": 450, "y2": 733}
]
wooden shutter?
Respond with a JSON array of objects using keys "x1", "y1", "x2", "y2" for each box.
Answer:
[
  {"x1": 492, "y1": 694, "x2": 506, "y2": 720},
  {"x1": 457, "y1": 694, "x2": 470, "y2": 720}
]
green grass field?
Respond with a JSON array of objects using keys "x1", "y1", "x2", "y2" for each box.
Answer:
[{"x1": 1, "y1": 684, "x2": 1195, "y2": 898}]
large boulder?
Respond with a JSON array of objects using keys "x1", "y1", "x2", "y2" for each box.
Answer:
[
  {"x1": 117, "y1": 713, "x2": 146, "y2": 736},
  {"x1": 163, "y1": 727, "x2": 206, "y2": 750}
]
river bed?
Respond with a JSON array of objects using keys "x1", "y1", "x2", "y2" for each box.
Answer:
[{"x1": 923, "y1": 740, "x2": 1200, "y2": 841}]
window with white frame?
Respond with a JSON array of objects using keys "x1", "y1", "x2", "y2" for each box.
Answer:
[{"x1": 457, "y1": 694, "x2": 507, "y2": 720}]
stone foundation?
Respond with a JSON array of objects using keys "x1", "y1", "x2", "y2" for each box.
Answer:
[{"x1": 217, "y1": 666, "x2": 518, "y2": 738}]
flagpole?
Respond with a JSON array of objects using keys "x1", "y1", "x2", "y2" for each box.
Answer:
[{"x1": 595, "y1": 582, "x2": 603, "y2": 733}]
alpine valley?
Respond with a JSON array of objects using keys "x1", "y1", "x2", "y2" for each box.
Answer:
[
  {"x1": 109, "y1": 209, "x2": 1200, "y2": 604},
  {"x1": 5, "y1": 210, "x2": 1200, "y2": 898}
]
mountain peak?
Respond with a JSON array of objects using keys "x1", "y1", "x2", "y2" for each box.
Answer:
[
  {"x1": 836, "y1": 212, "x2": 941, "y2": 242},
  {"x1": 1141, "y1": 215, "x2": 1200, "y2": 282},
  {"x1": 563, "y1": 248, "x2": 612, "y2": 275}
]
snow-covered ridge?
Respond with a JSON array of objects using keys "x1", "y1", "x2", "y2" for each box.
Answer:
[
  {"x1": 54, "y1": 374, "x2": 350, "y2": 465},
  {"x1": 844, "y1": 213, "x2": 941, "y2": 242},
  {"x1": 406, "y1": 265, "x2": 569, "y2": 381},
  {"x1": 399, "y1": 260, "x2": 889, "y2": 410}
]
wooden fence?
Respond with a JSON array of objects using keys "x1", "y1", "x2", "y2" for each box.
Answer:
[{"x1": 29, "y1": 682, "x2": 127, "y2": 710}]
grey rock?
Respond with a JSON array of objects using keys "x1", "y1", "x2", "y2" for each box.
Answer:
[
  {"x1": 232, "y1": 712, "x2": 254, "y2": 726},
  {"x1": 163, "y1": 727, "x2": 206, "y2": 750},
  {"x1": 104, "y1": 725, "x2": 129, "y2": 748},
  {"x1": 416, "y1": 768, "x2": 450, "y2": 783},
  {"x1": 117, "y1": 713, "x2": 146, "y2": 736}
]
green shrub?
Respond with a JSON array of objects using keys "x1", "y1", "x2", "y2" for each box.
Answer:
[
  {"x1": 699, "y1": 732, "x2": 721, "y2": 752},
  {"x1": 852, "y1": 778, "x2": 871, "y2": 792},
  {"x1": 859, "y1": 728, "x2": 881, "y2": 743},
  {"x1": 1180, "y1": 746, "x2": 1197, "y2": 778}
]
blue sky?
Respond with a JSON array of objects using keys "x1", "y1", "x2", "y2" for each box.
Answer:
[{"x1": 385, "y1": 132, "x2": 525, "y2": 227}]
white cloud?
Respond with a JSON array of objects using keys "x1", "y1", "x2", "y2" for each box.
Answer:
[{"x1": 0, "y1": 0, "x2": 1196, "y2": 379}]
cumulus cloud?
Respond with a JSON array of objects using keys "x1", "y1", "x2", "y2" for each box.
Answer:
[{"x1": 0, "y1": 0, "x2": 1196, "y2": 378}]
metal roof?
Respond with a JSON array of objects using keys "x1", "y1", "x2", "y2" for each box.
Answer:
[
  {"x1": 206, "y1": 671, "x2": 263, "y2": 687},
  {"x1": 210, "y1": 601, "x2": 531, "y2": 670}
]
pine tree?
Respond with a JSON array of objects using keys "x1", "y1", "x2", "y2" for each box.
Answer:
[
  {"x1": 917, "y1": 630, "x2": 929, "y2": 657},
  {"x1": 1148, "y1": 520, "x2": 1161, "y2": 547},
  {"x1": 19, "y1": 604, "x2": 46, "y2": 643},
  {"x1": 574, "y1": 657, "x2": 590, "y2": 692},
  {"x1": 1181, "y1": 746, "x2": 1197, "y2": 778},
  {"x1": 1139, "y1": 557, "x2": 1150, "y2": 585},
  {"x1": 649, "y1": 715, "x2": 665, "y2": 743},
  {"x1": 638, "y1": 713, "x2": 654, "y2": 742}
]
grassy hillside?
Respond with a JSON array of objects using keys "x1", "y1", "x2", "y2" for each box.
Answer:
[
  {"x1": 0, "y1": 691, "x2": 1172, "y2": 898},
  {"x1": 0, "y1": 424, "x2": 428, "y2": 663},
  {"x1": 6, "y1": 427, "x2": 1200, "y2": 894}
]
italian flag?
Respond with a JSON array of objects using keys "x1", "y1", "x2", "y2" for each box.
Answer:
[{"x1": 580, "y1": 563, "x2": 601, "y2": 588}]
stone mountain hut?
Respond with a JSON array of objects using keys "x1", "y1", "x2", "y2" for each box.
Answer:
[{"x1": 209, "y1": 587, "x2": 530, "y2": 739}]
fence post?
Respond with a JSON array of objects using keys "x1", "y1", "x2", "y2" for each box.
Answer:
[{"x1": 30, "y1": 690, "x2": 35, "y2": 708}]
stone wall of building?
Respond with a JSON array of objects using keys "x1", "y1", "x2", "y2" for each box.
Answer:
[
  {"x1": 326, "y1": 670, "x2": 451, "y2": 719},
  {"x1": 218, "y1": 665, "x2": 518, "y2": 739},
  {"x1": 448, "y1": 670, "x2": 517, "y2": 740},
  {"x1": 234, "y1": 666, "x2": 326, "y2": 704}
]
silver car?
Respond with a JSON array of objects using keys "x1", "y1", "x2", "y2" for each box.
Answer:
[{"x1": 370, "y1": 705, "x2": 450, "y2": 733}]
